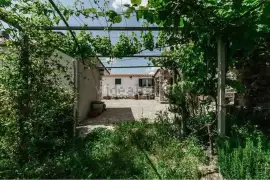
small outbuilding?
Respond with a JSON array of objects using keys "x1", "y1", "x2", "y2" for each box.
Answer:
[{"x1": 153, "y1": 69, "x2": 172, "y2": 103}]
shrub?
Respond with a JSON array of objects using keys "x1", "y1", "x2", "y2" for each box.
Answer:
[
  {"x1": 1, "y1": 116, "x2": 207, "y2": 179},
  {"x1": 218, "y1": 128, "x2": 270, "y2": 179},
  {"x1": 79, "y1": 122, "x2": 206, "y2": 179}
]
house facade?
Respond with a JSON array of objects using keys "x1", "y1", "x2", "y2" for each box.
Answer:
[
  {"x1": 102, "y1": 74, "x2": 154, "y2": 98},
  {"x1": 101, "y1": 70, "x2": 173, "y2": 102}
]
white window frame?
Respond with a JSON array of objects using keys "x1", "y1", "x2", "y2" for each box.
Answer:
[{"x1": 139, "y1": 78, "x2": 153, "y2": 87}]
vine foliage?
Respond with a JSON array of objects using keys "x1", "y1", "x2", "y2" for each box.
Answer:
[{"x1": 0, "y1": 0, "x2": 155, "y2": 174}]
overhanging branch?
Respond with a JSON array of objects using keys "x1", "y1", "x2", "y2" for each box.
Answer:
[
  {"x1": 0, "y1": 8, "x2": 22, "y2": 30},
  {"x1": 48, "y1": 0, "x2": 80, "y2": 50}
]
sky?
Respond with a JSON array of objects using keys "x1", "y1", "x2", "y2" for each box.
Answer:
[{"x1": 57, "y1": 0, "x2": 160, "y2": 74}]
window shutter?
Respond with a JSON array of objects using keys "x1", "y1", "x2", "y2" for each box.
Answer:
[{"x1": 139, "y1": 79, "x2": 142, "y2": 87}]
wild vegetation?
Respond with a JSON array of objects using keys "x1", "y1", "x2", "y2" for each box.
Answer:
[
  {"x1": 218, "y1": 125, "x2": 270, "y2": 179},
  {"x1": 1, "y1": 119, "x2": 206, "y2": 179},
  {"x1": 0, "y1": 0, "x2": 270, "y2": 179}
]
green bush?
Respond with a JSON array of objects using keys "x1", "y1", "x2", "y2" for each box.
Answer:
[
  {"x1": 1, "y1": 121, "x2": 207, "y2": 179},
  {"x1": 218, "y1": 128, "x2": 270, "y2": 179},
  {"x1": 0, "y1": 85, "x2": 74, "y2": 178},
  {"x1": 83, "y1": 123, "x2": 206, "y2": 179}
]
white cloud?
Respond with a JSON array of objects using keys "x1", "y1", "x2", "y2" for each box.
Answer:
[
  {"x1": 112, "y1": 0, "x2": 148, "y2": 10},
  {"x1": 112, "y1": 0, "x2": 130, "y2": 10}
]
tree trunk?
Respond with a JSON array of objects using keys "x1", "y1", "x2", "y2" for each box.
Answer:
[{"x1": 17, "y1": 34, "x2": 30, "y2": 165}]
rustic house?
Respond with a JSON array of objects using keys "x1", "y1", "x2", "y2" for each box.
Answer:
[{"x1": 102, "y1": 74, "x2": 154, "y2": 98}]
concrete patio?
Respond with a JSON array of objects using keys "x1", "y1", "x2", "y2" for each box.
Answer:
[{"x1": 80, "y1": 99, "x2": 170, "y2": 126}]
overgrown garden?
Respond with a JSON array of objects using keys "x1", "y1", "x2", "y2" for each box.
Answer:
[{"x1": 0, "y1": 0, "x2": 270, "y2": 179}]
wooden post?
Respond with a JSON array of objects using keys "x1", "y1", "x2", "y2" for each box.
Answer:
[{"x1": 217, "y1": 37, "x2": 226, "y2": 137}]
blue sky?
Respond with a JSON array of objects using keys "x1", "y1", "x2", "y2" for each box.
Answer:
[{"x1": 58, "y1": 0, "x2": 160, "y2": 74}]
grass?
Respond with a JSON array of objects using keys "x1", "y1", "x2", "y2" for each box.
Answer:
[
  {"x1": 3, "y1": 116, "x2": 269, "y2": 179},
  {"x1": 66, "y1": 121, "x2": 206, "y2": 179},
  {"x1": 1, "y1": 121, "x2": 207, "y2": 179}
]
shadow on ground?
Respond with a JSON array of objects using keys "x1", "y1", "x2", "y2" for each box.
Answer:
[{"x1": 80, "y1": 108, "x2": 135, "y2": 126}]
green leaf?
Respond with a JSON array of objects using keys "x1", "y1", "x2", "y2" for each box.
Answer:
[
  {"x1": 179, "y1": 17, "x2": 184, "y2": 27},
  {"x1": 136, "y1": 11, "x2": 143, "y2": 21},
  {"x1": 124, "y1": 7, "x2": 136, "y2": 18},
  {"x1": 97, "y1": 12, "x2": 105, "y2": 17},
  {"x1": 205, "y1": 0, "x2": 217, "y2": 5},
  {"x1": 114, "y1": 15, "x2": 122, "y2": 23},
  {"x1": 106, "y1": 10, "x2": 122, "y2": 23},
  {"x1": 54, "y1": 17, "x2": 60, "y2": 24},
  {"x1": 63, "y1": 9, "x2": 71, "y2": 21},
  {"x1": 75, "y1": 11, "x2": 81, "y2": 17},
  {"x1": 131, "y1": 0, "x2": 142, "y2": 6},
  {"x1": 83, "y1": 8, "x2": 97, "y2": 16},
  {"x1": 0, "y1": 0, "x2": 11, "y2": 7},
  {"x1": 142, "y1": 31, "x2": 154, "y2": 50}
]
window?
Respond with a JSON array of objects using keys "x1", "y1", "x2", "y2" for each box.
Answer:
[
  {"x1": 115, "y1": 78, "x2": 121, "y2": 85},
  {"x1": 142, "y1": 79, "x2": 147, "y2": 86},
  {"x1": 139, "y1": 78, "x2": 153, "y2": 87},
  {"x1": 148, "y1": 78, "x2": 153, "y2": 86}
]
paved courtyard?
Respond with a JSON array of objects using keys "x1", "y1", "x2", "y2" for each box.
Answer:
[{"x1": 80, "y1": 99, "x2": 170, "y2": 126}]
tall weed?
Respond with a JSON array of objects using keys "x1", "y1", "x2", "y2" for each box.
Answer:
[{"x1": 218, "y1": 128, "x2": 270, "y2": 179}]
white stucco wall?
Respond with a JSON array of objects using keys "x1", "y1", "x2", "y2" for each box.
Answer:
[
  {"x1": 77, "y1": 59, "x2": 102, "y2": 121},
  {"x1": 51, "y1": 50, "x2": 75, "y2": 91},
  {"x1": 50, "y1": 51, "x2": 102, "y2": 121},
  {"x1": 1, "y1": 46, "x2": 104, "y2": 122},
  {"x1": 51, "y1": 52, "x2": 103, "y2": 122},
  {"x1": 102, "y1": 76, "x2": 154, "y2": 97}
]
